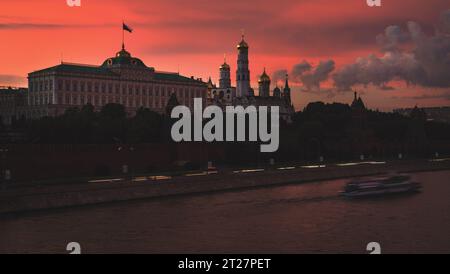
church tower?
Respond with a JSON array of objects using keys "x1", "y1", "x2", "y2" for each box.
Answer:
[
  {"x1": 236, "y1": 34, "x2": 250, "y2": 97},
  {"x1": 283, "y1": 74, "x2": 291, "y2": 104},
  {"x1": 219, "y1": 55, "x2": 231, "y2": 88},
  {"x1": 258, "y1": 68, "x2": 271, "y2": 97}
]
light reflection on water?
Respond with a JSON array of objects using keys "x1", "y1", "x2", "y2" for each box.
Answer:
[{"x1": 1, "y1": 170, "x2": 450, "y2": 254}]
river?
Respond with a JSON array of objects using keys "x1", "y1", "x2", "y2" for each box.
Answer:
[{"x1": 1, "y1": 170, "x2": 450, "y2": 254}]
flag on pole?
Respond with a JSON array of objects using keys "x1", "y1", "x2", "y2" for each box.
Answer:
[{"x1": 123, "y1": 23, "x2": 133, "y2": 33}]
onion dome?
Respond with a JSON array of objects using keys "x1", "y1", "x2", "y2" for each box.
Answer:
[
  {"x1": 273, "y1": 86, "x2": 281, "y2": 97},
  {"x1": 258, "y1": 68, "x2": 271, "y2": 83},
  {"x1": 220, "y1": 54, "x2": 230, "y2": 70},
  {"x1": 220, "y1": 62, "x2": 230, "y2": 70},
  {"x1": 237, "y1": 35, "x2": 249, "y2": 49}
]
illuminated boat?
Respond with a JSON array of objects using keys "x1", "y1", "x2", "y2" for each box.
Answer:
[{"x1": 340, "y1": 175, "x2": 422, "y2": 198}]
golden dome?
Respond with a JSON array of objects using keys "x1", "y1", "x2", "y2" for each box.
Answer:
[
  {"x1": 220, "y1": 62, "x2": 230, "y2": 69},
  {"x1": 237, "y1": 36, "x2": 249, "y2": 49},
  {"x1": 258, "y1": 68, "x2": 271, "y2": 83}
]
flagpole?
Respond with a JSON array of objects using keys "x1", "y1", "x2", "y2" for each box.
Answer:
[{"x1": 122, "y1": 20, "x2": 125, "y2": 50}]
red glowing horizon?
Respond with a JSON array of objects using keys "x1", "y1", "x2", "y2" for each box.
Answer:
[{"x1": 1, "y1": 0, "x2": 449, "y2": 111}]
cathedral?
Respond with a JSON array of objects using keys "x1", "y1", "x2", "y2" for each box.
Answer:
[{"x1": 207, "y1": 35, "x2": 295, "y2": 123}]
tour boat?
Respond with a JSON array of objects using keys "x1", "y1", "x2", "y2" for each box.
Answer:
[{"x1": 340, "y1": 174, "x2": 422, "y2": 198}]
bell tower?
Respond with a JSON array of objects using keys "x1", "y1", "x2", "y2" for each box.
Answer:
[
  {"x1": 219, "y1": 55, "x2": 231, "y2": 88},
  {"x1": 236, "y1": 33, "x2": 250, "y2": 97}
]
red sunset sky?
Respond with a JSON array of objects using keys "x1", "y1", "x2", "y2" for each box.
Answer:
[{"x1": 1, "y1": 0, "x2": 449, "y2": 111}]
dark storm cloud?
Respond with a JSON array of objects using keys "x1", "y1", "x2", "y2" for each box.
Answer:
[
  {"x1": 414, "y1": 94, "x2": 450, "y2": 101},
  {"x1": 131, "y1": 0, "x2": 405, "y2": 56},
  {"x1": 396, "y1": 91, "x2": 450, "y2": 101},
  {"x1": 272, "y1": 60, "x2": 335, "y2": 92},
  {"x1": 291, "y1": 61, "x2": 312, "y2": 80},
  {"x1": 332, "y1": 51, "x2": 426, "y2": 91},
  {"x1": 0, "y1": 23, "x2": 66, "y2": 29},
  {"x1": 333, "y1": 10, "x2": 450, "y2": 91},
  {"x1": 271, "y1": 69, "x2": 289, "y2": 85},
  {"x1": 376, "y1": 25, "x2": 410, "y2": 52},
  {"x1": 300, "y1": 60, "x2": 335, "y2": 91},
  {"x1": 0, "y1": 22, "x2": 114, "y2": 30},
  {"x1": 441, "y1": 9, "x2": 450, "y2": 32}
]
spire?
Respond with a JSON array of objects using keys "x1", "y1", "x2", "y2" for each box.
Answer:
[
  {"x1": 237, "y1": 29, "x2": 249, "y2": 49},
  {"x1": 220, "y1": 53, "x2": 230, "y2": 70},
  {"x1": 285, "y1": 74, "x2": 290, "y2": 88},
  {"x1": 207, "y1": 77, "x2": 215, "y2": 89},
  {"x1": 259, "y1": 67, "x2": 271, "y2": 84},
  {"x1": 354, "y1": 91, "x2": 357, "y2": 101}
]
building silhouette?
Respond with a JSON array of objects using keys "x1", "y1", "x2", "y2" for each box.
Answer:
[
  {"x1": 207, "y1": 35, "x2": 295, "y2": 122},
  {"x1": 0, "y1": 86, "x2": 27, "y2": 125},
  {"x1": 26, "y1": 45, "x2": 207, "y2": 120}
]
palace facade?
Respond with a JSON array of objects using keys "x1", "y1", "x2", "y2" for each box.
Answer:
[{"x1": 27, "y1": 45, "x2": 207, "y2": 119}]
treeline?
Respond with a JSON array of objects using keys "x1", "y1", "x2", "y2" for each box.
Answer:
[
  {"x1": 2, "y1": 102, "x2": 450, "y2": 146},
  {"x1": 22, "y1": 104, "x2": 166, "y2": 144},
  {"x1": 289, "y1": 102, "x2": 450, "y2": 142}
]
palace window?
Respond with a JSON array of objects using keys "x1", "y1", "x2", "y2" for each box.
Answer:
[{"x1": 65, "y1": 80, "x2": 70, "y2": 91}]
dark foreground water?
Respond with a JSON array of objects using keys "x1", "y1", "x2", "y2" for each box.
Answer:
[{"x1": 1, "y1": 170, "x2": 450, "y2": 254}]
